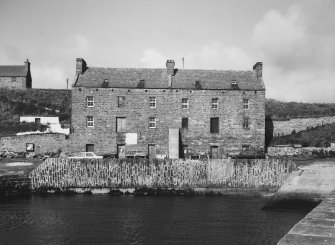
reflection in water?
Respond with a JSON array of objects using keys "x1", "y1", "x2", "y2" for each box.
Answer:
[{"x1": 0, "y1": 195, "x2": 308, "y2": 245}]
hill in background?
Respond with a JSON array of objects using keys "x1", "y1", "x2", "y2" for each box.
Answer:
[
  {"x1": 266, "y1": 99, "x2": 335, "y2": 120},
  {"x1": 0, "y1": 88, "x2": 71, "y2": 137}
]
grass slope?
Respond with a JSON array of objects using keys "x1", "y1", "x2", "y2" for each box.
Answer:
[
  {"x1": 266, "y1": 99, "x2": 335, "y2": 120},
  {"x1": 271, "y1": 123, "x2": 335, "y2": 147},
  {"x1": 0, "y1": 88, "x2": 71, "y2": 137}
]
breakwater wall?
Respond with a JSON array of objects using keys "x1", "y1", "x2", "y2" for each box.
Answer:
[{"x1": 30, "y1": 158, "x2": 295, "y2": 191}]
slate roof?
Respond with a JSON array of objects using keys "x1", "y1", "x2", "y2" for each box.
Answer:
[
  {"x1": 74, "y1": 67, "x2": 265, "y2": 90},
  {"x1": 0, "y1": 66, "x2": 28, "y2": 77}
]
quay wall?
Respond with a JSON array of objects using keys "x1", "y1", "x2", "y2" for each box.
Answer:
[{"x1": 30, "y1": 158, "x2": 295, "y2": 190}]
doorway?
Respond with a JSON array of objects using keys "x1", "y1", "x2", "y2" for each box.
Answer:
[
  {"x1": 117, "y1": 144, "x2": 126, "y2": 159},
  {"x1": 211, "y1": 146, "x2": 219, "y2": 159},
  {"x1": 148, "y1": 145, "x2": 156, "y2": 159}
]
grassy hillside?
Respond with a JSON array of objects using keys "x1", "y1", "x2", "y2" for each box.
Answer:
[
  {"x1": 266, "y1": 99, "x2": 335, "y2": 120},
  {"x1": 271, "y1": 123, "x2": 335, "y2": 147},
  {"x1": 0, "y1": 88, "x2": 71, "y2": 136}
]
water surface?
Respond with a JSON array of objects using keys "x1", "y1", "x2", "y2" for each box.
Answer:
[{"x1": 0, "y1": 195, "x2": 308, "y2": 245}]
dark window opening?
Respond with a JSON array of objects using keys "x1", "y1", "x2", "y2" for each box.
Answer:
[
  {"x1": 35, "y1": 118, "x2": 41, "y2": 124},
  {"x1": 182, "y1": 118, "x2": 188, "y2": 129},
  {"x1": 210, "y1": 117, "x2": 219, "y2": 133},
  {"x1": 243, "y1": 117, "x2": 249, "y2": 129},
  {"x1": 86, "y1": 144, "x2": 94, "y2": 152}
]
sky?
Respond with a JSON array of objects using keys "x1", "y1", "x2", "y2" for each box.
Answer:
[{"x1": 0, "y1": 0, "x2": 335, "y2": 102}]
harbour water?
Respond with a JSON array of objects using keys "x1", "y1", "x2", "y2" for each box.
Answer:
[{"x1": 0, "y1": 195, "x2": 309, "y2": 245}]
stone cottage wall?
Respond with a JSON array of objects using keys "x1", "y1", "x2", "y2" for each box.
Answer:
[
  {"x1": 30, "y1": 158, "x2": 294, "y2": 189},
  {"x1": 0, "y1": 134, "x2": 70, "y2": 154},
  {"x1": 0, "y1": 77, "x2": 26, "y2": 89}
]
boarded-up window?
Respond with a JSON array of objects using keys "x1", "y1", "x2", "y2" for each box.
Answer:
[
  {"x1": 210, "y1": 117, "x2": 219, "y2": 133},
  {"x1": 116, "y1": 117, "x2": 126, "y2": 132},
  {"x1": 182, "y1": 118, "x2": 188, "y2": 129},
  {"x1": 118, "y1": 96, "x2": 125, "y2": 108}
]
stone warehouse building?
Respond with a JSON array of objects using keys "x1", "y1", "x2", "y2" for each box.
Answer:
[
  {"x1": 0, "y1": 59, "x2": 32, "y2": 89},
  {"x1": 71, "y1": 58, "x2": 265, "y2": 159}
]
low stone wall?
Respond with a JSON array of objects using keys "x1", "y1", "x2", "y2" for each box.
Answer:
[
  {"x1": 268, "y1": 146, "x2": 335, "y2": 157},
  {"x1": 0, "y1": 134, "x2": 70, "y2": 154},
  {"x1": 30, "y1": 158, "x2": 295, "y2": 190},
  {"x1": 273, "y1": 116, "x2": 335, "y2": 136}
]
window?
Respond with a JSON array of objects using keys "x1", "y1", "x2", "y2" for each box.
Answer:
[
  {"x1": 212, "y1": 98, "x2": 218, "y2": 109},
  {"x1": 86, "y1": 144, "x2": 94, "y2": 152},
  {"x1": 116, "y1": 117, "x2": 126, "y2": 132},
  {"x1": 182, "y1": 118, "x2": 188, "y2": 129},
  {"x1": 182, "y1": 98, "x2": 189, "y2": 109},
  {"x1": 35, "y1": 118, "x2": 41, "y2": 124},
  {"x1": 149, "y1": 97, "x2": 156, "y2": 108},
  {"x1": 149, "y1": 117, "x2": 156, "y2": 128},
  {"x1": 210, "y1": 117, "x2": 219, "y2": 133},
  {"x1": 243, "y1": 117, "x2": 249, "y2": 129},
  {"x1": 242, "y1": 145, "x2": 250, "y2": 152},
  {"x1": 12, "y1": 77, "x2": 16, "y2": 83},
  {"x1": 87, "y1": 96, "x2": 94, "y2": 107},
  {"x1": 243, "y1": 99, "x2": 249, "y2": 109},
  {"x1": 87, "y1": 116, "x2": 94, "y2": 127},
  {"x1": 118, "y1": 96, "x2": 125, "y2": 108}
]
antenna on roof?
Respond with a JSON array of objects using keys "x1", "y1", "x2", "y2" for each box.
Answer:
[{"x1": 182, "y1": 57, "x2": 184, "y2": 70}]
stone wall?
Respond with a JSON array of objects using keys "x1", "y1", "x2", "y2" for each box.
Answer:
[
  {"x1": 30, "y1": 158, "x2": 294, "y2": 189},
  {"x1": 273, "y1": 116, "x2": 335, "y2": 136},
  {"x1": 268, "y1": 146, "x2": 335, "y2": 157},
  {"x1": 0, "y1": 134, "x2": 70, "y2": 154},
  {"x1": 0, "y1": 76, "x2": 27, "y2": 89},
  {"x1": 71, "y1": 87, "x2": 265, "y2": 157}
]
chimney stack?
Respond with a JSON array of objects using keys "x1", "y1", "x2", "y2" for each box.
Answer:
[
  {"x1": 24, "y1": 59, "x2": 30, "y2": 70},
  {"x1": 253, "y1": 62, "x2": 263, "y2": 78},
  {"x1": 166, "y1": 60, "x2": 175, "y2": 76},
  {"x1": 76, "y1": 58, "x2": 87, "y2": 75},
  {"x1": 166, "y1": 60, "x2": 175, "y2": 88}
]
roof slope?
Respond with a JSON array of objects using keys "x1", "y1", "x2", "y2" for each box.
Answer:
[
  {"x1": 74, "y1": 67, "x2": 265, "y2": 90},
  {"x1": 0, "y1": 66, "x2": 28, "y2": 77}
]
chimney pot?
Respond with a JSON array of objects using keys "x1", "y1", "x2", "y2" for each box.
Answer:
[
  {"x1": 76, "y1": 58, "x2": 87, "y2": 75},
  {"x1": 253, "y1": 62, "x2": 263, "y2": 78}
]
